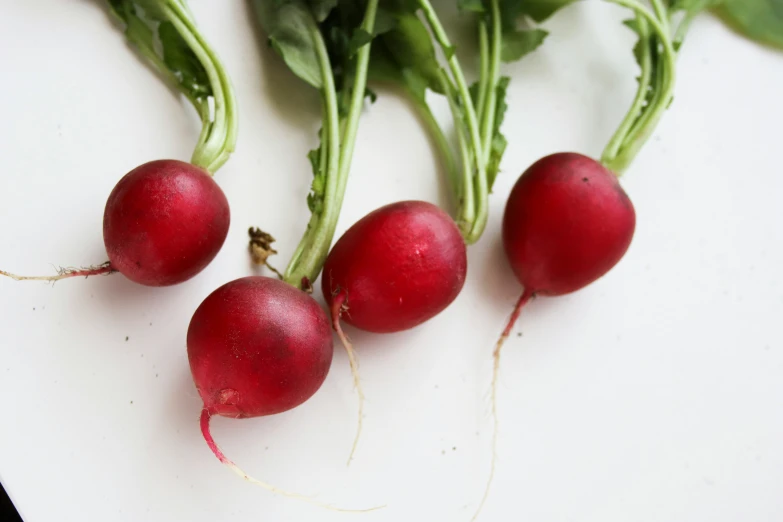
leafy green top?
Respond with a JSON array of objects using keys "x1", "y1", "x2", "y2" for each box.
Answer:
[
  {"x1": 253, "y1": 0, "x2": 380, "y2": 289},
  {"x1": 365, "y1": 0, "x2": 555, "y2": 244},
  {"x1": 107, "y1": 0, "x2": 237, "y2": 174},
  {"x1": 599, "y1": 0, "x2": 782, "y2": 173},
  {"x1": 718, "y1": 0, "x2": 783, "y2": 50}
]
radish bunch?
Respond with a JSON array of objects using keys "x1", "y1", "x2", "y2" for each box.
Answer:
[{"x1": 7, "y1": 0, "x2": 781, "y2": 516}]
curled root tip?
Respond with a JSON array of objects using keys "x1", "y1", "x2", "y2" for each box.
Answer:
[{"x1": 199, "y1": 408, "x2": 378, "y2": 513}]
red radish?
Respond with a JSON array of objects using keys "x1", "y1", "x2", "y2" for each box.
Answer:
[
  {"x1": 104, "y1": 160, "x2": 230, "y2": 286},
  {"x1": 323, "y1": 200, "x2": 468, "y2": 333},
  {"x1": 188, "y1": 276, "x2": 333, "y2": 421},
  {"x1": 473, "y1": 152, "x2": 636, "y2": 520},
  {"x1": 503, "y1": 153, "x2": 636, "y2": 298},
  {"x1": 187, "y1": 275, "x2": 379, "y2": 511},
  {"x1": 321, "y1": 200, "x2": 468, "y2": 461},
  {"x1": 0, "y1": 160, "x2": 230, "y2": 287}
]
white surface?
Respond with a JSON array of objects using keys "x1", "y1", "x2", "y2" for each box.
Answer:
[{"x1": 1, "y1": 1, "x2": 782, "y2": 521}]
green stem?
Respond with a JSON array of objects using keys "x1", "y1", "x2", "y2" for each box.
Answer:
[
  {"x1": 165, "y1": 1, "x2": 238, "y2": 174},
  {"x1": 283, "y1": 0, "x2": 379, "y2": 288},
  {"x1": 600, "y1": 13, "x2": 652, "y2": 165},
  {"x1": 418, "y1": 0, "x2": 487, "y2": 244},
  {"x1": 479, "y1": 0, "x2": 502, "y2": 162},
  {"x1": 475, "y1": 21, "x2": 490, "y2": 125},
  {"x1": 408, "y1": 87, "x2": 460, "y2": 202},
  {"x1": 673, "y1": 11, "x2": 695, "y2": 49},
  {"x1": 601, "y1": 0, "x2": 677, "y2": 175},
  {"x1": 441, "y1": 72, "x2": 475, "y2": 226},
  {"x1": 283, "y1": 24, "x2": 340, "y2": 288},
  {"x1": 649, "y1": 0, "x2": 670, "y2": 32}
]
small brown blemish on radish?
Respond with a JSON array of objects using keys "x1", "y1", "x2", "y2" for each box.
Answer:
[{"x1": 218, "y1": 388, "x2": 240, "y2": 406}]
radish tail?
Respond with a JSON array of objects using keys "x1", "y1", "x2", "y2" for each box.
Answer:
[
  {"x1": 330, "y1": 292, "x2": 365, "y2": 466},
  {"x1": 0, "y1": 262, "x2": 116, "y2": 282},
  {"x1": 199, "y1": 409, "x2": 382, "y2": 513},
  {"x1": 472, "y1": 289, "x2": 534, "y2": 522}
]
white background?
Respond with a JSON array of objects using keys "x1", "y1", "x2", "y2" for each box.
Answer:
[{"x1": 1, "y1": 1, "x2": 782, "y2": 521}]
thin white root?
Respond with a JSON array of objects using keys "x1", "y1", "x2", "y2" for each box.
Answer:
[
  {"x1": 200, "y1": 409, "x2": 383, "y2": 513},
  {"x1": 330, "y1": 293, "x2": 365, "y2": 466},
  {"x1": 0, "y1": 262, "x2": 115, "y2": 282},
  {"x1": 223, "y1": 461, "x2": 382, "y2": 512},
  {"x1": 471, "y1": 290, "x2": 533, "y2": 522},
  {"x1": 336, "y1": 320, "x2": 364, "y2": 466}
]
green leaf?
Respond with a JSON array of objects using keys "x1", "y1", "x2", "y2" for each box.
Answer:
[
  {"x1": 458, "y1": 0, "x2": 486, "y2": 13},
  {"x1": 718, "y1": 0, "x2": 783, "y2": 49},
  {"x1": 503, "y1": 0, "x2": 577, "y2": 23},
  {"x1": 667, "y1": 0, "x2": 723, "y2": 13},
  {"x1": 486, "y1": 76, "x2": 509, "y2": 190},
  {"x1": 348, "y1": 28, "x2": 374, "y2": 55},
  {"x1": 623, "y1": 16, "x2": 657, "y2": 107},
  {"x1": 308, "y1": 0, "x2": 337, "y2": 22},
  {"x1": 501, "y1": 28, "x2": 547, "y2": 62},
  {"x1": 253, "y1": 0, "x2": 324, "y2": 89},
  {"x1": 158, "y1": 21, "x2": 212, "y2": 97},
  {"x1": 373, "y1": 7, "x2": 398, "y2": 35},
  {"x1": 376, "y1": 12, "x2": 445, "y2": 94},
  {"x1": 469, "y1": 81, "x2": 480, "y2": 106},
  {"x1": 107, "y1": 1, "x2": 214, "y2": 103}
]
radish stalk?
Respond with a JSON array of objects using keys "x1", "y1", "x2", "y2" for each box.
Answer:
[{"x1": 250, "y1": 0, "x2": 382, "y2": 476}]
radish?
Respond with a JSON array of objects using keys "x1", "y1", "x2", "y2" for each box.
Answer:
[
  {"x1": 321, "y1": 201, "x2": 467, "y2": 459},
  {"x1": 189, "y1": 277, "x2": 333, "y2": 421},
  {"x1": 188, "y1": 276, "x2": 332, "y2": 480},
  {"x1": 322, "y1": 201, "x2": 468, "y2": 334},
  {"x1": 187, "y1": 276, "x2": 381, "y2": 512},
  {"x1": 503, "y1": 153, "x2": 636, "y2": 299},
  {"x1": 469, "y1": 0, "x2": 766, "y2": 518},
  {"x1": 0, "y1": 1, "x2": 237, "y2": 287}
]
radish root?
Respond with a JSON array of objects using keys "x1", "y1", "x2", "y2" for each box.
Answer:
[
  {"x1": 199, "y1": 409, "x2": 382, "y2": 512},
  {"x1": 472, "y1": 290, "x2": 534, "y2": 522},
  {"x1": 0, "y1": 262, "x2": 116, "y2": 283},
  {"x1": 330, "y1": 292, "x2": 364, "y2": 466}
]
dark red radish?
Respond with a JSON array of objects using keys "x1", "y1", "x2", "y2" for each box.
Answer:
[
  {"x1": 187, "y1": 275, "x2": 380, "y2": 511},
  {"x1": 104, "y1": 160, "x2": 230, "y2": 286},
  {"x1": 323, "y1": 200, "x2": 468, "y2": 333},
  {"x1": 473, "y1": 152, "x2": 636, "y2": 520},
  {"x1": 503, "y1": 153, "x2": 636, "y2": 297},
  {"x1": 188, "y1": 276, "x2": 333, "y2": 421},
  {"x1": 321, "y1": 200, "x2": 468, "y2": 461},
  {"x1": 1, "y1": 160, "x2": 230, "y2": 287}
]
